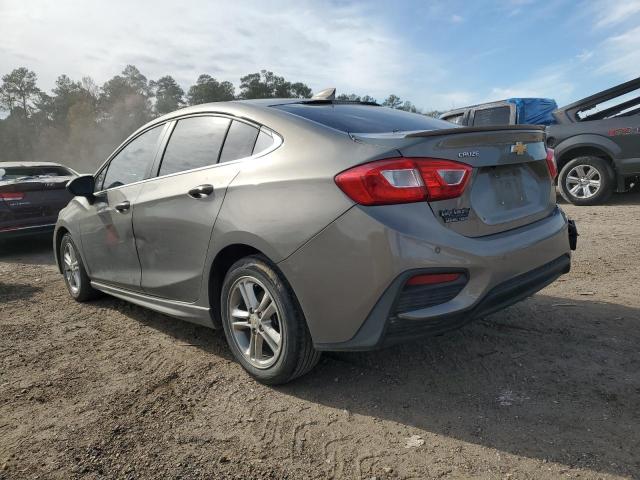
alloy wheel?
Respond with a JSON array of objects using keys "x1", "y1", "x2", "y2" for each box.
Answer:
[
  {"x1": 565, "y1": 164, "x2": 601, "y2": 199},
  {"x1": 228, "y1": 276, "x2": 283, "y2": 369},
  {"x1": 63, "y1": 242, "x2": 81, "y2": 295}
]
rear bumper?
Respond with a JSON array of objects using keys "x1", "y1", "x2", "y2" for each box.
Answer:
[
  {"x1": 0, "y1": 223, "x2": 56, "y2": 239},
  {"x1": 381, "y1": 254, "x2": 569, "y2": 346},
  {"x1": 279, "y1": 203, "x2": 572, "y2": 350}
]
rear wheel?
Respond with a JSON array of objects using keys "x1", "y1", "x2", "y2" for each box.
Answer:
[
  {"x1": 221, "y1": 255, "x2": 320, "y2": 384},
  {"x1": 60, "y1": 233, "x2": 99, "y2": 302},
  {"x1": 558, "y1": 156, "x2": 613, "y2": 206}
]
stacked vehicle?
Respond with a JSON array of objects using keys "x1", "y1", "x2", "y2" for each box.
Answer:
[{"x1": 440, "y1": 77, "x2": 640, "y2": 205}]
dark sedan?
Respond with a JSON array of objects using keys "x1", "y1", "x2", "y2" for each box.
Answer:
[{"x1": 0, "y1": 162, "x2": 77, "y2": 239}]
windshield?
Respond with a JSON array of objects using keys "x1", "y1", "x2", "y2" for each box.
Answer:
[
  {"x1": 272, "y1": 103, "x2": 454, "y2": 134},
  {"x1": 0, "y1": 166, "x2": 73, "y2": 181}
]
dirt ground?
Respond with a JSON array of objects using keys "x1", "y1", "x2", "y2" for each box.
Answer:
[{"x1": 1, "y1": 193, "x2": 639, "y2": 480}]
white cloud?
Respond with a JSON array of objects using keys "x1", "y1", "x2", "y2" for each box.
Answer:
[
  {"x1": 488, "y1": 67, "x2": 575, "y2": 106},
  {"x1": 451, "y1": 14, "x2": 464, "y2": 23},
  {"x1": 597, "y1": 25, "x2": 640, "y2": 78},
  {"x1": 594, "y1": 0, "x2": 640, "y2": 28},
  {"x1": 0, "y1": 0, "x2": 446, "y2": 109}
]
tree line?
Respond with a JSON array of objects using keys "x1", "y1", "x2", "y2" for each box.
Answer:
[{"x1": 0, "y1": 66, "x2": 441, "y2": 172}]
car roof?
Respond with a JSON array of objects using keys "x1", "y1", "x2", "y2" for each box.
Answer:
[{"x1": 0, "y1": 161, "x2": 67, "y2": 168}]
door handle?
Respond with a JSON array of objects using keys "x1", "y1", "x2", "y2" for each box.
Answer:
[
  {"x1": 188, "y1": 184, "x2": 214, "y2": 199},
  {"x1": 114, "y1": 200, "x2": 130, "y2": 213}
]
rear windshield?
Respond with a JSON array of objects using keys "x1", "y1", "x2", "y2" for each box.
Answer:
[
  {"x1": 472, "y1": 106, "x2": 512, "y2": 126},
  {"x1": 0, "y1": 166, "x2": 73, "y2": 181},
  {"x1": 272, "y1": 103, "x2": 453, "y2": 133}
]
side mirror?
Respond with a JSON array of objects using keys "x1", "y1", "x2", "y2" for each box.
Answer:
[{"x1": 66, "y1": 174, "x2": 95, "y2": 198}]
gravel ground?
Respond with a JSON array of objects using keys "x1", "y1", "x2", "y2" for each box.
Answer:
[{"x1": 1, "y1": 193, "x2": 639, "y2": 479}]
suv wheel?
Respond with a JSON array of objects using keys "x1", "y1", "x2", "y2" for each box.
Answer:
[
  {"x1": 221, "y1": 255, "x2": 321, "y2": 384},
  {"x1": 558, "y1": 156, "x2": 614, "y2": 206},
  {"x1": 60, "y1": 233, "x2": 99, "y2": 302}
]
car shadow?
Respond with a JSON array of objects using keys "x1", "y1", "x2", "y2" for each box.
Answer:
[
  {"x1": 0, "y1": 234, "x2": 56, "y2": 266},
  {"x1": 0, "y1": 282, "x2": 43, "y2": 302},
  {"x1": 92, "y1": 293, "x2": 640, "y2": 477}
]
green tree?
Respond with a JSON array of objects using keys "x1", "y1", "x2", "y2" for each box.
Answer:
[
  {"x1": 150, "y1": 75, "x2": 185, "y2": 114},
  {"x1": 336, "y1": 93, "x2": 361, "y2": 102},
  {"x1": 239, "y1": 70, "x2": 312, "y2": 99},
  {"x1": 186, "y1": 74, "x2": 235, "y2": 105},
  {"x1": 0, "y1": 67, "x2": 41, "y2": 116},
  {"x1": 99, "y1": 65, "x2": 153, "y2": 148},
  {"x1": 382, "y1": 94, "x2": 403, "y2": 109},
  {"x1": 335, "y1": 93, "x2": 378, "y2": 103},
  {"x1": 398, "y1": 101, "x2": 418, "y2": 113},
  {"x1": 424, "y1": 110, "x2": 444, "y2": 118}
]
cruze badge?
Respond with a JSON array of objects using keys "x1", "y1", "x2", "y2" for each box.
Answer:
[
  {"x1": 458, "y1": 151, "x2": 479, "y2": 158},
  {"x1": 511, "y1": 142, "x2": 527, "y2": 155}
]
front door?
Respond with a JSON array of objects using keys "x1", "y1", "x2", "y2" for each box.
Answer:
[{"x1": 79, "y1": 125, "x2": 165, "y2": 290}]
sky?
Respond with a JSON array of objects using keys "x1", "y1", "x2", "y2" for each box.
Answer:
[{"x1": 0, "y1": 0, "x2": 639, "y2": 111}]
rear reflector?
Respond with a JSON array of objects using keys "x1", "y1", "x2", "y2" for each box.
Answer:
[
  {"x1": 335, "y1": 157, "x2": 471, "y2": 205},
  {"x1": 545, "y1": 148, "x2": 557, "y2": 180},
  {"x1": 406, "y1": 272, "x2": 461, "y2": 286},
  {"x1": 0, "y1": 192, "x2": 24, "y2": 201}
]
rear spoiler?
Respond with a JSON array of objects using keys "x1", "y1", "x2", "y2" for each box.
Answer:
[{"x1": 405, "y1": 124, "x2": 545, "y2": 138}]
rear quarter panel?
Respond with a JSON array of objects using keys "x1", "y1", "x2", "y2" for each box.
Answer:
[{"x1": 199, "y1": 114, "x2": 402, "y2": 304}]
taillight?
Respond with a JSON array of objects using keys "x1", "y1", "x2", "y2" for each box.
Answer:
[
  {"x1": 0, "y1": 192, "x2": 24, "y2": 201},
  {"x1": 545, "y1": 148, "x2": 557, "y2": 180},
  {"x1": 335, "y1": 157, "x2": 471, "y2": 205}
]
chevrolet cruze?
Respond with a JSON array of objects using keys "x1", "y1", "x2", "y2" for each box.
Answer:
[{"x1": 55, "y1": 91, "x2": 576, "y2": 384}]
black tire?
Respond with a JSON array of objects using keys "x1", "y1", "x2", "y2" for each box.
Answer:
[
  {"x1": 220, "y1": 255, "x2": 320, "y2": 385},
  {"x1": 60, "y1": 233, "x2": 100, "y2": 302},
  {"x1": 558, "y1": 156, "x2": 614, "y2": 206}
]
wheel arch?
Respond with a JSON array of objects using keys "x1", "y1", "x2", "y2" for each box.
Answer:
[
  {"x1": 554, "y1": 135, "x2": 619, "y2": 174},
  {"x1": 207, "y1": 241, "x2": 307, "y2": 330},
  {"x1": 54, "y1": 226, "x2": 70, "y2": 274},
  {"x1": 208, "y1": 243, "x2": 268, "y2": 328}
]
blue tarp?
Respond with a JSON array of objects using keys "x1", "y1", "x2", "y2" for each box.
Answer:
[{"x1": 507, "y1": 98, "x2": 558, "y2": 125}]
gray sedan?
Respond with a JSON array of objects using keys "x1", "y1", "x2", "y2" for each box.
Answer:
[{"x1": 55, "y1": 94, "x2": 575, "y2": 384}]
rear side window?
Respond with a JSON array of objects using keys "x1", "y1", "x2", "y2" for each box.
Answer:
[
  {"x1": 472, "y1": 106, "x2": 511, "y2": 126},
  {"x1": 219, "y1": 120, "x2": 259, "y2": 163},
  {"x1": 102, "y1": 126, "x2": 163, "y2": 190},
  {"x1": 272, "y1": 103, "x2": 453, "y2": 133},
  {"x1": 159, "y1": 116, "x2": 230, "y2": 176},
  {"x1": 253, "y1": 130, "x2": 275, "y2": 154}
]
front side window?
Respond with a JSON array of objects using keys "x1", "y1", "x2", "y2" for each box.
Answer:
[
  {"x1": 159, "y1": 116, "x2": 230, "y2": 176},
  {"x1": 219, "y1": 120, "x2": 259, "y2": 163},
  {"x1": 102, "y1": 126, "x2": 163, "y2": 190},
  {"x1": 472, "y1": 106, "x2": 512, "y2": 126}
]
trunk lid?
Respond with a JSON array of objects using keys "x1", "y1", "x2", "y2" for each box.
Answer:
[
  {"x1": 0, "y1": 177, "x2": 73, "y2": 231},
  {"x1": 354, "y1": 126, "x2": 555, "y2": 237}
]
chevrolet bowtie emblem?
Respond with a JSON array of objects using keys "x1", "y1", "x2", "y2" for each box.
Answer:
[{"x1": 511, "y1": 142, "x2": 527, "y2": 155}]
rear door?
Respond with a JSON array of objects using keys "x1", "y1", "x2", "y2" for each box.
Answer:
[
  {"x1": 133, "y1": 115, "x2": 258, "y2": 302},
  {"x1": 79, "y1": 125, "x2": 165, "y2": 290}
]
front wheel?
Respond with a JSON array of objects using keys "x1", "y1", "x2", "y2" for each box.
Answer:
[
  {"x1": 60, "y1": 233, "x2": 99, "y2": 302},
  {"x1": 558, "y1": 156, "x2": 614, "y2": 206},
  {"x1": 220, "y1": 255, "x2": 320, "y2": 385}
]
